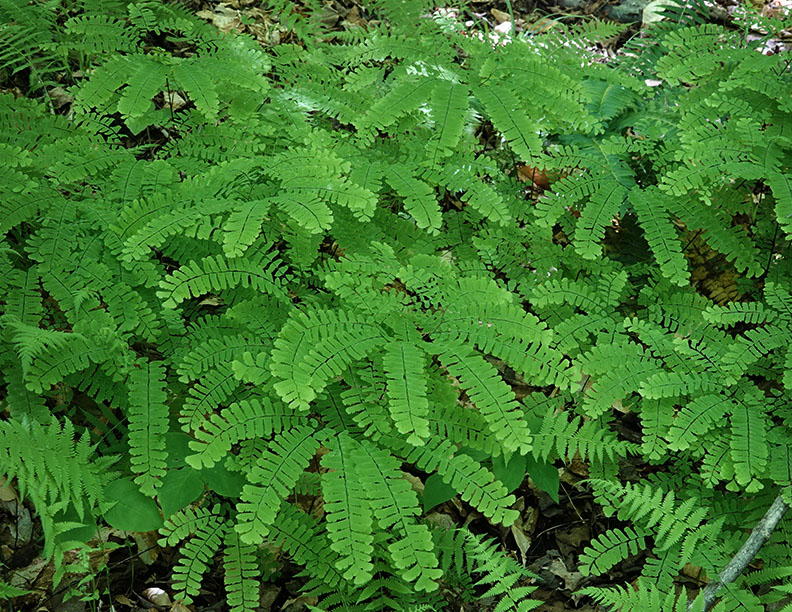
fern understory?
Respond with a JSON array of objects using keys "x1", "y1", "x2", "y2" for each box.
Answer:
[{"x1": 1, "y1": 0, "x2": 792, "y2": 610}]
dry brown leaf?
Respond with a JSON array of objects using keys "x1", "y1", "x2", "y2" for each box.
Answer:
[
  {"x1": 114, "y1": 594, "x2": 135, "y2": 606},
  {"x1": 510, "y1": 523, "x2": 532, "y2": 564},
  {"x1": 143, "y1": 587, "x2": 171, "y2": 607},
  {"x1": 196, "y1": 4, "x2": 244, "y2": 34},
  {"x1": 491, "y1": 8, "x2": 510, "y2": 23}
]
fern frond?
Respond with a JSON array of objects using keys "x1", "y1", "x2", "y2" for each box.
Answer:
[
  {"x1": 236, "y1": 425, "x2": 320, "y2": 543},
  {"x1": 171, "y1": 513, "x2": 226, "y2": 604},
  {"x1": 426, "y1": 80, "x2": 468, "y2": 163},
  {"x1": 575, "y1": 181, "x2": 627, "y2": 260},
  {"x1": 456, "y1": 531, "x2": 541, "y2": 612},
  {"x1": 178, "y1": 363, "x2": 241, "y2": 433},
  {"x1": 186, "y1": 398, "x2": 306, "y2": 469},
  {"x1": 224, "y1": 529, "x2": 260, "y2": 612},
  {"x1": 0, "y1": 418, "x2": 109, "y2": 558},
  {"x1": 222, "y1": 199, "x2": 273, "y2": 257},
  {"x1": 578, "y1": 527, "x2": 647, "y2": 576},
  {"x1": 401, "y1": 439, "x2": 519, "y2": 526},
  {"x1": 382, "y1": 342, "x2": 430, "y2": 445},
  {"x1": 268, "y1": 504, "x2": 346, "y2": 588},
  {"x1": 25, "y1": 335, "x2": 107, "y2": 394},
  {"x1": 666, "y1": 393, "x2": 729, "y2": 451},
  {"x1": 474, "y1": 83, "x2": 541, "y2": 160},
  {"x1": 768, "y1": 171, "x2": 792, "y2": 234},
  {"x1": 629, "y1": 186, "x2": 688, "y2": 285},
  {"x1": 385, "y1": 165, "x2": 442, "y2": 234},
  {"x1": 270, "y1": 309, "x2": 387, "y2": 411},
  {"x1": 581, "y1": 581, "x2": 693, "y2": 612},
  {"x1": 321, "y1": 433, "x2": 375, "y2": 584},
  {"x1": 729, "y1": 388, "x2": 769, "y2": 490},
  {"x1": 354, "y1": 440, "x2": 443, "y2": 591},
  {"x1": 159, "y1": 505, "x2": 225, "y2": 547},
  {"x1": 157, "y1": 251, "x2": 287, "y2": 308},
  {"x1": 127, "y1": 361, "x2": 169, "y2": 496},
  {"x1": 437, "y1": 342, "x2": 532, "y2": 455}
]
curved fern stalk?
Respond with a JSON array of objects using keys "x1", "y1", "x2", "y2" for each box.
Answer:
[{"x1": 127, "y1": 360, "x2": 169, "y2": 496}]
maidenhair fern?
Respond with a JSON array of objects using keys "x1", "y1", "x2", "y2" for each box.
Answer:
[{"x1": 1, "y1": 0, "x2": 791, "y2": 610}]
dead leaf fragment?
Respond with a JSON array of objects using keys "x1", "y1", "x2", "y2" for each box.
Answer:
[
  {"x1": 143, "y1": 587, "x2": 171, "y2": 607},
  {"x1": 547, "y1": 557, "x2": 584, "y2": 591},
  {"x1": 47, "y1": 87, "x2": 73, "y2": 109},
  {"x1": 196, "y1": 4, "x2": 244, "y2": 33},
  {"x1": 510, "y1": 523, "x2": 532, "y2": 564},
  {"x1": 491, "y1": 8, "x2": 510, "y2": 23},
  {"x1": 164, "y1": 91, "x2": 187, "y2": 112}
]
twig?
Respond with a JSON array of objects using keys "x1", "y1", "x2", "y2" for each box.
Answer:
[{"x1": 689, "y1": 491, "x2": 790, "y2": 612}]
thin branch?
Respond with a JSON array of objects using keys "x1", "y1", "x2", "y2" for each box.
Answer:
[{"x1": 689, "y1": 491, "x2": 790, "y2": 612}]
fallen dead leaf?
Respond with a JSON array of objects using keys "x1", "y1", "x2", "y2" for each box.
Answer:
[
  {"x1": 547, "y1": 557, "x2": 584, "y2": 591},
  {"x1": 0, "y1": 478, "x2": 17, "y2": 501},
  {"x1": 196, "y1": 4, "x2": 244, "y2": 33},
  {"x1": 114, "y1": 594, "x2": 135, "y2": 606},
  {"x1": 510, "y1": 523, "x2": 532, "y2": 564},
  {"x1": 143, "y1": 586, "x2": 171, "y2": 607},
  {"x1": 491, "y1": 8, "x2": 511, "y2": 23}
]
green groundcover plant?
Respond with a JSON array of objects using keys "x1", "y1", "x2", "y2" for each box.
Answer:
[{"x1": 1, "y1": 0, "x2": 792, "y2": 609}]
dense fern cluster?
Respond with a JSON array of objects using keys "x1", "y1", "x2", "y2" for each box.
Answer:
[{"x1": 1, "y1": 0, "x2": 792, "y2": 609}]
